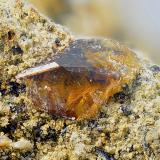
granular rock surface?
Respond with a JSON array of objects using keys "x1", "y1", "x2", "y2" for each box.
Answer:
[{"x1": 0, "y1": 0, "x2": 160, "y2": 160}]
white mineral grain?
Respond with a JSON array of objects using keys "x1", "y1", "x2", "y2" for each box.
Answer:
[
  {"x1": 0, "y1": 134, "x2": 12, "y2": 148},
  {"x1": 12, "y1": 138, "x2": 33, "y2": 151}
]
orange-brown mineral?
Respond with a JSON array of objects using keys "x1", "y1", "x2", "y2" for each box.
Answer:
[{"x1": 18, "y1": 39, "x2": 140, "y2": 120}]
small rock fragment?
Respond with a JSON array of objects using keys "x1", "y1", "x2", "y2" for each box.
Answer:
[
  {"x1": 0, "y1": 134, "x2": 12, "y2": 148},
  {"x1": 74, "y1": 142, "x2": 86, "y2": 156},
  {"x1": 0, "y1": 102, "x2": 10, "y2": 116},
  {"x1": 12, "y1": 138, "x2": 33, "y2": 151}
]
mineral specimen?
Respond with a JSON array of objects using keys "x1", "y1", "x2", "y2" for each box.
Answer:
[
  {"x1": 17, "y1": 39, "x2": 140, "y2": 120},
  {"x1": 1, "y1": 0, "x2": 160, "y2": 159}
]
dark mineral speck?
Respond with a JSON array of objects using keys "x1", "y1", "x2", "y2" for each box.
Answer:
[
  {"x1": 9, "y1": 103, "x2": 26, "y2": 114},
  {"x1": 95, "y1": 147, "x2": 114, "y2": 160},
  {"x1": 88, "y1": 119, "x2": 98, "y2": 129},
  {"x1": 114, "y1": 92, "x2": 129, "y2": 104},
  {"x1": 37, "y1": 119, "x2": 46, "y2": 127},
  {"x1": 122, "y1": 84, "x2": 130, "y2": 94},
  {"x1": 0, "y1": 118, "x2": 18, "y2": 135},
  {"x1": 21, "y1": 151, "x2": 33, "y2": 159},
  {"x1": 8, "y1": 82, "x2": 26, "y2": 96},
  {"x1": 55, "y1": 38, "x2": 61, "y2": 46},
  {"x1": 120, "y1": 104, "x2": 132, "y2": 116},
  {"x1": 99, "y1": 111, "x2": 107, "y2": 118},
  {"x1": 32, "y1": 120, "x2": 57, "y2": 142},
  {"x1": 8, "y1": 31, "x2": 15, "y2": 40},
  {"x1": 11, "y1": 45, "x2": 23, "y2": 55},
  {"x1": 14, "y1": 59, "x2": 23, "y2": 65},
  {"x1": 150, "y1": 65, "x2": 160, "y2": 73},
  {"x1": 46, "y1": 127, "x2": 57, "y2": 141}
]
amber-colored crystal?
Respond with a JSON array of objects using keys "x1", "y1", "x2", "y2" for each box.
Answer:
[{"x1": 24, "y1": 39, "x2": 140, "y2": 120}]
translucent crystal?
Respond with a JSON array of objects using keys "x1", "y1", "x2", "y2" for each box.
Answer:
[{"x1": 25, "y1": 39, "x2": 140, "y2": 120}]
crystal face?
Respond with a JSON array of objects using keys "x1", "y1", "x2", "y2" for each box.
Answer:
[{"x1": 25, "y1": 39, "x2": 140, "y2": 120}]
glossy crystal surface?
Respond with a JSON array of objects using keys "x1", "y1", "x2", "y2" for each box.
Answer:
[{"x1": 26, "y1": 39, "x2": 140, "y2": 120}]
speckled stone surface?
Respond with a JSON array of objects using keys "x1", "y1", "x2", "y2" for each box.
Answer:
[{"x1": 0, "y1": 0, "x2": 160, "y2": 160}]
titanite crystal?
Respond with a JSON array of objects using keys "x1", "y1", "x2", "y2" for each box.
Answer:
[{"x1": 17, "y1": 39, "x2": 140, "y2": 120}]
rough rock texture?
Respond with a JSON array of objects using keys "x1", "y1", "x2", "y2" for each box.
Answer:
[
  {"x1": 0, "y1": 0, "x2": 72, "y2": 81},
  {"x1": 0, "y1": 0, "x2": 160, "y2": 160}
]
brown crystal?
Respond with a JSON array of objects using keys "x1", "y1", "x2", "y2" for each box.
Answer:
[{"x1": 22, "y1": 39, "x2": 140, "y2": 120}]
